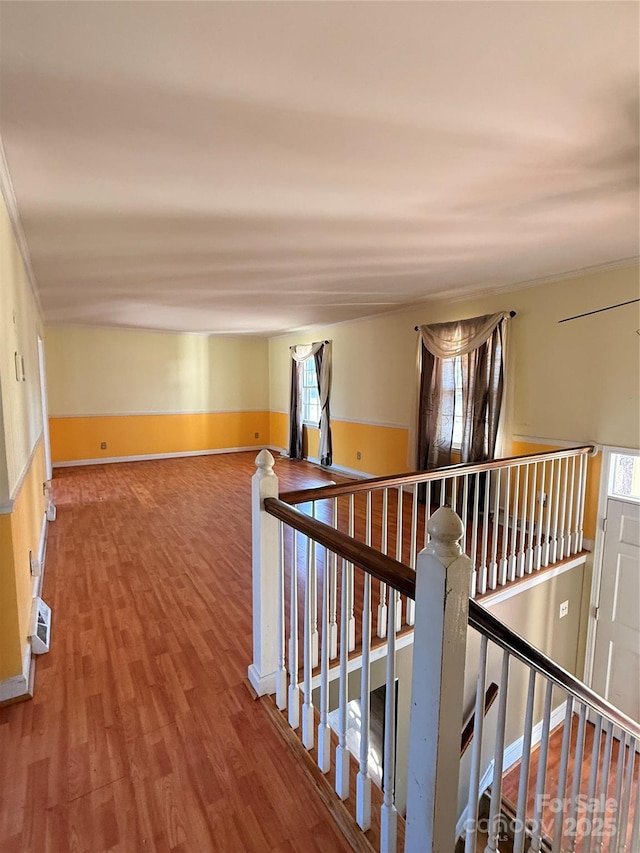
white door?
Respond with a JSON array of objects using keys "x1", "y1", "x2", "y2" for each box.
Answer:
[{"x1": 592, "y1": 498, "x2": 640, "y2": 721}]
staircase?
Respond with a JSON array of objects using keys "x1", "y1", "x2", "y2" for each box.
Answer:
[{"x1": 248, "y1": 448, "x2": 639, "y2": 852}]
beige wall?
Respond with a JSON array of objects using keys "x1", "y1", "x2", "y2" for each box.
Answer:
[
  {"x1": 46, "y1": 326, "x2": 269, "y2": 416},
  {"x1": 0, "y1": 197, "x2": 44, "y2": 499},
  {"x1": 0, "y1": 190, "x2": 48, "y2": 684},
  {"x1": 269, "y1": 263, "x2": 640, "y2": 449}
]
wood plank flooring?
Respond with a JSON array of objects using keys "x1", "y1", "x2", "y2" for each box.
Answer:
[
  {"x1": 0, "y1": 453, "x2": 356, "y2": 853},
  {"x1": 502, "y1": 720, "x2": 639, "y2": 851}
]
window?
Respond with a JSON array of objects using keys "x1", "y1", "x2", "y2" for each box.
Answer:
[
  {"x1": 609, "y1": 453, "x2": 640, "y2": 501},
  {"x1": 301, "y1": 357, "x2": 320, "y2": 426},
  {"x1": 442, "y1": 357, "x2": 464, "y2": 449}
]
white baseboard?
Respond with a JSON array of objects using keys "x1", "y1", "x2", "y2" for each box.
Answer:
[
  {"x1": 271, "y1": 448, "x2": 374, "y2": 481},
  {"x1": 52, "y1": 445, "x2": 272, "y2": 468},
  {"x1": 305, "y1": 455, "x2": 373, "y2": 480},
  {"x1": 1, "y1": 510, "x2": 50, "y2": 704},
  {"x1": 481, "y1": 555, "x2": 587, "y2": 608},
  {"x1": 0, "y1": 642, "x2": 33, "y2": 704}
]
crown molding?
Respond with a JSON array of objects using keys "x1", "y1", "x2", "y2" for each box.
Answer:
[{"x1": 0, "y1": 135, "x2": 44, "y2": 319}]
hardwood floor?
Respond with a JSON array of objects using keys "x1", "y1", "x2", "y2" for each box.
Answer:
[
  {"x1": 0, "y1": 453, "x2": 355, "y2": 853},
  {"x1": 502, "y1": 720, "x2": 639, "y2": 852}
]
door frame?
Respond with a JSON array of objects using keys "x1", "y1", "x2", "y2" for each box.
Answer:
[
  {"x1": 37, "y1": 335, "x2": 52, "y2": 483},
  {"x1": 584, "y1": 444, "x2": 640, "y2": 689}
]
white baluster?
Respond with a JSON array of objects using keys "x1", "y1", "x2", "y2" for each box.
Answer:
[
  {"x1": 576, "y1": 454, "x2": 587, "y2": 553},
  {"x1": 465, "y1": 635, "x2": 489, "y2": 853},
  {"x1": 489, "y1": 469, "x2": 500, "y2": 590},
  {"x1": 528, "y1": 680, "x2": 553, "y2": 853},
  {"x1": 508, "y1": 466, "x2": 520, "y2": 581},
  {"x1": 395, "y1": 486, "x2": 403, "y2": 630},
  {"x1": 526, "y1": 462, "x2": 537, "y2": 573},
  {"x1": 377, "y1": 488, "x2": 389, "y2": 638},
  {"x1": 566, "y1": 703, "x2": 587, "y2": 853},
  {"x1": 513, "y1": 669, "x2": 536, "y2": 853},
  {"x1": 329, "y1": 499, "x2": 338, "y2": 659},
  {"x1": 276, "y1": 521, "x2": 287, "y2": 710},
  {"x1": 310, "y1": 502, "x2": 319, "y2": 669},
  {"x1": 356, "y1": 569, "x2": 372, "y2": 830},
  {"x1": 424, "y1": 481, "x2": 432, "y2": 546},
  {"x1": 607, "y1": 731, "x2": 625, "y2": 853},
  {"x1": 288, "y1": 529, "x2": 300, "y2": 728},
  {"x1": 559, "y1": 456, "x2": 570, "y2": 561},
  {"x1": 535, "y1": 460, "x2": 546, "y2": 571},
  {"x1": 545, "y1": 458, "x2": 557, "y2": 567},
  {"x1": 552, "y1": 697, "x2": 574, "y2": 851},
  {"x1": 248, "y1": 449, "x2": 281, "y2": 696},
  {"x1": 317, "y1": 544, "x2": 331, "y2": 773},
  {"x1": 381, "y1": 585, "x2": 398, "y2": 853},
  {"x1": 582, "y1": 714, "x2": 602, "y2": 853},
  {"x1": 479, "y1": 471, "x2": 490, "y2": 595},
  {"x1": 470, "y1": 472, "x2": 480, "y2": 597},
  {"x1": 618, "y1": 737, "x2": 636, "y2": 853},
  {"x1": 485, "y1": 651, "x2": 510, "y2": 853},
  {"x1": 406, "y1": 484, "x2": 418, "y2": 625},
  {"x1": 552, "y1": 457, "x2": 564, "y2": 563},
  {"x1": 406, "y1": 507, "x2": 472, "y2": 852},
  {"x1": 335, "y1": 559, "x2": 350, "y2": 799},
  {"x1": 347, "y1": 494, "x2": 356, "y2": 651},
  {"x1": 517, "y1": 463, "x2": 529, "y2": 577},
  {"x1": 500, "y1": 467, "x2": 512, "y2": 585},
  {"x1": 452, "y1": 475, "x2": 459, "y2": 514},
  {"x1": 565, "y1": 456, "x2": 576, "y2": 556},
  {"x1": 630, "y1": 781, "x2": 640, "y2": 853},
  {"x1": 595, "y1": 721, "x2": 613, "y2": 853},
  {"x1": 302, "y1": 536, "x2": 315, "y2": 750},
  {"x1": 462, "y1": 472, "x2": 470, "y2": 556}
]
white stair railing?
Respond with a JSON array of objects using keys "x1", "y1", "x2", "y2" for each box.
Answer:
[
  {"x1": 280, "y1": 445, "x2": 595, "y2": 626},
  {"x1": 248, "y1": 450, "x2": 638, "y2": 853}
]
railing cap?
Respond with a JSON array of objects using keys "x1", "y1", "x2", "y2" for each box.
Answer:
[
  {"x1": 255, "y1": 448, "x2": 275, "y2": 473},
  {"x1": 425, "y1": 506, "x2": 465, "y2": 566}
]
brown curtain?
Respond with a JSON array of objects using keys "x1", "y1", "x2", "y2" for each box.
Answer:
[
  {"x1": 288, "y1": 341, "x2": 332, "y2": 464},
  {"x1": 416, "y1": 313, "x2": 508, "y2": 470},
  {"x1": 288, "y1": 358, "x2": 303, "y2": 459},
  {"x1": 313, "y1": 346, "x2": 333, "y2": 467}
]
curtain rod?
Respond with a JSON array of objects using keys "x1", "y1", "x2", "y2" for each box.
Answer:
[
  {"x1": 289, "y1": 340, "x2": 330, "y2": 348},
  {"x1": 558, "y1": 299, "x2": 639, "y2": 324},
  {"x1": 414, "y1": 311, "x2": 516, "y2": 331}
]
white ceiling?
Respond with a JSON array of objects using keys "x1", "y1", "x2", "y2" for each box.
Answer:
[{"x1": 1, "y1": 1, "x2": 638, "y2": 335}]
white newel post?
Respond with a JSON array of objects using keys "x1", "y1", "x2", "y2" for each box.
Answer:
[
  {"x1": 247, "y1": 449, "x2": 282, "y2": 698},
  {"x1": 405, "y1": 507, "x2": 472, "y2": 853}
]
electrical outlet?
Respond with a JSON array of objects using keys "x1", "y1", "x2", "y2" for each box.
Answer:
[
  {"x1": 559, "y1": 600, "x2": 569, "y2": 619},
  {"x1": 100, "y1": 441, "x2": 107, "y2": 450},
  {"x1": 254, "y1": 432, "x2": 260, "y2": 439},
  {"x1": 537, "y1": 491, "x2": 547, "y2": 505},
  {"x1": 356, "y1": 451, "x2": 362, "y2": 461}
]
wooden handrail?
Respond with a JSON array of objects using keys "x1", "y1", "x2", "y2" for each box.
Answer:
[
  {"x1": 263, "y1": 496, "x2": 417, "y2": 599},
  {"x1": 460, "y1": 682, "x2": 499, "y2": 757},
  {"x1": 280, "y1": 445, "x2": 595, "y2": 505},
  {"x1": 468, "y1": 600, "x2": 640, "y2": 741}
]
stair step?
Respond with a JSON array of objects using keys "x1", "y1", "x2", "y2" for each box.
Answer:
[{"x1": 259, "y1": 693, "x2": 406, "y2": 852}]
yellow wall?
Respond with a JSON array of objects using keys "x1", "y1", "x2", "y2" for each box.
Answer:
[
  {"x1": 50, "y1": 411, "x2": 270, "y2": 462},
  {"x1": 45, "y1": 326, "x2": 270, "y2": 463},
  {"x1": 0, "y1": 190, "x2": 47, "y2": 684},
  {"x1": 0, "y1": 513, "x2": 21, "y2": 680},
  {"x1": 0, "y1": 443, "x2": 47, "y2": 682}
]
